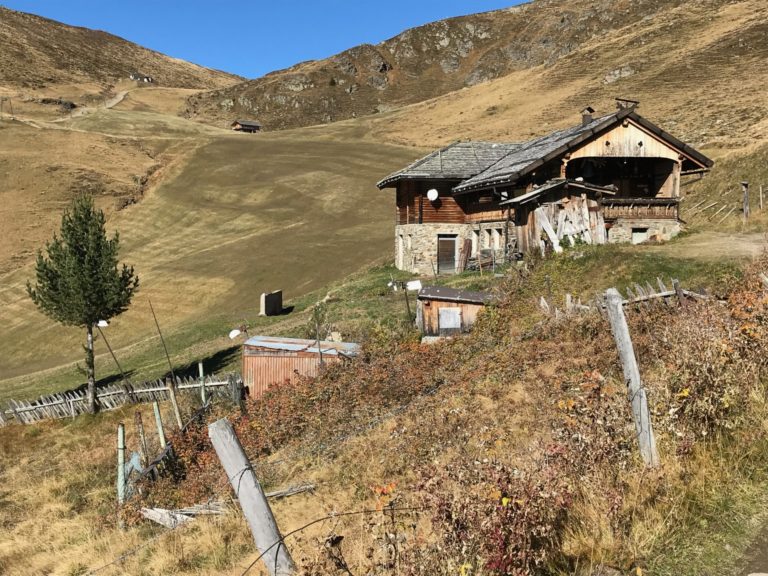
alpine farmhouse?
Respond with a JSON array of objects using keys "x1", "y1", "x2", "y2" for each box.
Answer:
[{"x1": 377, "y1": 104, "x2": 714, "y2": 275}]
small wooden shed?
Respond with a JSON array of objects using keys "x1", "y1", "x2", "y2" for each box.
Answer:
[
  {"x1": 231, "y1": 119, "x2": 262, "y2": 133},
  {"x1": 416, "y1": 286, "x2": 495, "y2": 336},
  {"x1": 242, "y1": 335, "x2": 359, "y2": 398}
]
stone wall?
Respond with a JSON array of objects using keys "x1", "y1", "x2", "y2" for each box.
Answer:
[
  {"x1": 395, "y1": 221, "x2": 508, "y2": 275},
  {"x1": 607, "y1": 218, "x2": 681, "y2": 244}
]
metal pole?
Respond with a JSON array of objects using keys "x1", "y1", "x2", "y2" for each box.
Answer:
[
  {"x1": 148, "y1": 299, "x2": 176, "y2": 382},
  {"x1": 96, "y1": 324, "x2": 131, "y2": 393}
]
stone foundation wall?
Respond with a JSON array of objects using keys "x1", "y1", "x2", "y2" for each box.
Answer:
[
  {"x1": 395, "y1": 221, "x2": 508, "y2": 275},
  {"x1": 607, "y1": 218, "x2": 681, "y2": 244}
]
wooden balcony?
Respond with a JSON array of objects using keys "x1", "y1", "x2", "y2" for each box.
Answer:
[{"x1": 602, "y1": 197, "x2": 679, "y2": 221}]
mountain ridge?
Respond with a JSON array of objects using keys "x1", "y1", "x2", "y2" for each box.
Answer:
[
  {"x1": 183, "y1": 0, "x2": 692, "y2": 130},
  {"x1": 0, "y1": 5, "x2": 241, "y2": 89}
]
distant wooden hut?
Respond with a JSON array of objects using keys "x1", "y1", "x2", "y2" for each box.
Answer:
[
  {"x1": 231, "y1": 119, "x2": 262, "y2": 133},
  {"x1": 416, "y1": 286, "x2": 495, "y2": 336},
  {"x1": 242, "y1": 335, "x2": 359, "y2": 398}
]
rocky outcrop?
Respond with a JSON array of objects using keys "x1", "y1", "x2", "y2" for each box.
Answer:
[{"x1": 185, "y1": 0, "x2": 691, "y2": 130}]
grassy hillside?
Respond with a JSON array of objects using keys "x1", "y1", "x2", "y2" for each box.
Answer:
[
  {"x1": 0, "y1": 109, "x2": 421, "y2": 399},
  {"x1": 0, "y1": 6, "x2": 240, "y2": 89}
]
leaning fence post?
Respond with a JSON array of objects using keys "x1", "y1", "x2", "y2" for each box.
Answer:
[
  {"x1": 135, "y1": 411, "x2": 149, "y2": 469},
  {"x1": 117, "y1": 422, "x2": 126, "y2": 529},
  {"x1": 166, "y1": 377, "x2": 183, "y2": 430},
  {"x1": 208, "y1": 418, "x2": 295, "y2": 575},
  {"x1": 153, "y1": 400, "x2": 167, "y2": 448},
  {"x1": 605, "y1": 288, "x2": 660, "y2": 467},
  {"x1": 199, "y1": 361, "x2": 207, "y2": 405}
]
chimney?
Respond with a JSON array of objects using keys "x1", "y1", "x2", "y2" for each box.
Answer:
[{"x1": 581, "y1": 106, "x2": 595, "y2": 126}]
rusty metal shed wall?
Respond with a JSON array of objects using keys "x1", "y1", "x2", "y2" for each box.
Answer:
[{"x1": 242, "y1": 347, "x2": 345, "y2": 398}]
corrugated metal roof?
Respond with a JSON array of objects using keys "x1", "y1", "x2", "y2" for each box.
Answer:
[
  {"x1": 376, "y1": 141, "x2": 521, "y2": 188},
  {"x1": 243, "y1": 335, "x2": 360, "y2": 356},
  {"x1": 417, "y1": 286, "x2": 495, "y2": 305}
]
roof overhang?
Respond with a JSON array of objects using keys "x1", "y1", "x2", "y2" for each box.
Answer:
[{"x1": 499, "y1": 179, "x2": 617, "y2": 207}]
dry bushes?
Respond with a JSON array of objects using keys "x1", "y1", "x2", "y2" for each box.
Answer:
[{"x1": 134, "y1": 258, "x2": 768, "y2": 575}]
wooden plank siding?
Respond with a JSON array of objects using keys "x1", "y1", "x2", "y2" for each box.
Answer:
[
  {"x1": 396, "y1": 180, "x2": 503, "y2": 225},
  {"x1": 419, "y1": 300, "x2": 484, "y2": 336}
]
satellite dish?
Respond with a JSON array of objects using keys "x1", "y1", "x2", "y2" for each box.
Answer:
[
  {"x1": 228, "y1": 329, "x2": 242, "y2": 340},
  {"x1": 427, "y1": 189, "x2": 439, "y2": 202},
  {"x1": 97, "y1": 320, "x2": 109, "y2": 328}
]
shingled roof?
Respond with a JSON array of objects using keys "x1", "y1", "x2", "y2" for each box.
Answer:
[
  {"x1": 454, "y1": 108, "x2": 714, "y2": 194},
  {"x1": 377, "y1": 141, "x2": 521, "y2": 188}
]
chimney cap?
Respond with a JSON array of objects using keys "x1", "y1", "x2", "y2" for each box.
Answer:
[{"x1": 581, "y1": 105, "x2": 595, "y2": 114}]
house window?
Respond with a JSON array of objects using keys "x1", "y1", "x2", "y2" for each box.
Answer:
[
  {"x1": 484, "y1": 229, "x2": 492, "y2": 249},
  {"x1": 407, "y1": 234, "x2": 413, "y2": 251},
  {"x1": 493, "y1": 228, "x2": 503, "y2": 250},
  {"x1": 397, "y1": 234, "x2": 404, "y2": 267},
  {"x1": 631, "y1": 228, "x2": 649, "y2": 245},
  {"x1": 471, "y1": 230, "x2": 479, "y2": 256}
]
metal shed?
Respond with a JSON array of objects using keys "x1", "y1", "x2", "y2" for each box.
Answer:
[
  {"x1": 242, "y1": 336, "x2": 359, "y2": 398},
  {"x1": 416, "y1": 286, "x2": 495, "y2": 336}
]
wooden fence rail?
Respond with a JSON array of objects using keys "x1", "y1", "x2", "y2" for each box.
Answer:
[
  {"x1": 539, "y1": 276, "x2": 709, "y2": 319},
  {"x1": 0, "y1": 374, "x2": 240, "y2": 427}
]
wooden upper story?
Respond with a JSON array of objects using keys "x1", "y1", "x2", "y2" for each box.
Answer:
[{"x1": 380, "y1": 106, "x2": 713, "y2": 226}]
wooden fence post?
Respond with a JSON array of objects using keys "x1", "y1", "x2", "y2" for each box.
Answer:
[
  {"x1": 605, "y1": 289, "x2": 660, "y2": 467},
  {"x1": 135, "y1": 411, "x2": 149, "y2": 468},
  {"x1": 117, "y1": 422, "x2": 126, "y2": 529},
  {"x1": 167, "y1": 377, "x2": 183, "y2": 429},
  {"x1": 208, "y1": 418, "x2": 295, "y2": 576},
  {"x1": 153, "y1": 401, "x2": 167, "y2": 448},
  {"x1": 742, "y1": 181, "x2": 750, "y2": 220},
  {"x1": 199, "y1": 361, "x2": 207, "y2": 405}
]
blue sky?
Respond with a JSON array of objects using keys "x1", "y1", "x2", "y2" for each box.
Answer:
[{"x1": 2, "y1": 1, "x2": 523, "y2": 78}]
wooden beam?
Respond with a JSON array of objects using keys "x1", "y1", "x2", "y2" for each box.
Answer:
[
  {"x1": 605, "y1": 289, "x2": 660, "y2": 467},
  {"x1": 208, "y1": 418, "x2": 295, "y2": 576}
]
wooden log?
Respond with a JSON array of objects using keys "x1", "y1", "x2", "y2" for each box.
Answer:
[
  {"x1": 265, "y1": 484, "x2": 316, "y2": 500},
  {"x1": 605, "y1": 289, "x2": 659, "y2": 467},
  {"x1": 208, "y1": 418, "x2": 296, "y2": 576},
  {"x1": 141, "y1": 507, "x2": 193, "y2": 529}
]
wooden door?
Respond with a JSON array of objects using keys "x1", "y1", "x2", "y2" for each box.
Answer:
[{"x1": 437, "y1": 235, "x2": 456, "y2": 274}]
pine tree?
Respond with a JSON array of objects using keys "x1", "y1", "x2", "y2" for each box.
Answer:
[{"x1": 27, "y1": 194, "x2": 139, "y2": 413}]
